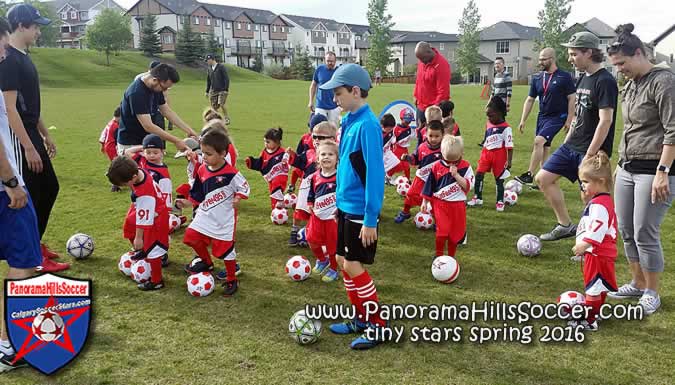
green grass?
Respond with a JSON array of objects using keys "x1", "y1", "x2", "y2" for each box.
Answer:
[{"x1": 2, "y1": 50, "x2": 674, "y2": 384}]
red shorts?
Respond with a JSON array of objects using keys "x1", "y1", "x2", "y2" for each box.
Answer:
[
  {"x1": 293, "y1": 209, "x2": 310, "y2": 221},
  {"x1": 183, "y1": 227, "x2": 235, "y2": 260},
  {"x1": 306, "y1": 215, "x2": 337, "y2": 255},
  {"x1": 404, "y1": 177, "x2": 425, "y2": 207},
  {"x1": 392, "y1": 145, "x2": 409, "y2": 160},
  {"x1": 582, "y1": 254, "x2": 617, "y2": 296},
  {"x1": 387, "y1": 161, "x2": 410, "y2": 177},
  {"x1": 123, "y1": 204, "x2": 170, "y2": 257},
  {"x1": 477, "y1": 149, "x2": 508, "y2": 178},
  {"x1": 430, "y1": 200, "x2": 466, "y2": 242},
  {"x1": 291, "y1": 167, "x2": 303, "y2": 181}
]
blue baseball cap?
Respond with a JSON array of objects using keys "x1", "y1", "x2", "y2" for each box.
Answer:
[
  {"x1": 319, "y1": 63, "x2": 371, "y2": 91},
  {"x1": 308, "y1": 113, "x2": 327, "y2": 129},
  {"x1": 7, "y1": 4, "x2": 51, "y2": 27},
  {"x1": 142, "y1": 134, "x2": 165, "y2": 150}
]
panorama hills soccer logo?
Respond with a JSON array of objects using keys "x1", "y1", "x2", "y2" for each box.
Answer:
[{"x1": 4, "y1": 273, "x2": 92, "y2": 375}]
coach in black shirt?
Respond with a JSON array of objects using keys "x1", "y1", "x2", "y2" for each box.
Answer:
[{"x1": 205, "y1": 54, "x2": 230, "y2": 124}]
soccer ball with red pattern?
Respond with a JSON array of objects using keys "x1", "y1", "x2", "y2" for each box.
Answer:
[
  {"x1": 283, "y1": 193, "x2": 297, "y2": 208},
  {"x1": 118, "y1": 251, "x2": 134, "y2": 276},
  {"x1": 431, "y1": 255, "x2": 460, "y2": 283},
  {"x1": 186, "y1": 272, "x2": 215, "y2": 297},
  {"x1": 517, "y1": 234, "x2": 542, "y2": 257},
  {"x1": 285, "y1": 255, "x2": 311, "y2": 281},
  {"x1": 394, "y1": 176, "x2": 409, "y2": 186},
  {"x1": 396, "y1": 182, "x2": 411, "y2": 197},
  {"x1": 32, "y1": 310, "x2": 65, "y2": 342},
  {"x1": 271, "y1": 208, "x2": 288, "y2": 225},
  {"x1": 505, "y1": 179, "x2": 523, "y2": 194},
  {"x1": 504, "y1": 190, "x2": 518, "y2": 206},
  {"x1": 557, "y1": 290, "x2": 586, "y2": 316},
  {"x1": 414, "y1": 212, "x2": 434, "y2": 230},
  {"x1": 169, "y1": 214, "x2": 182, "y2": 233},
  {"x1": 130, "y1": 259, "x2": 152, "y2": 283}
]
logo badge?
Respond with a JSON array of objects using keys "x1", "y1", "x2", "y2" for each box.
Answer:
[{"x1": 4, "y1": 273, "x2": 92, "y2": 375}]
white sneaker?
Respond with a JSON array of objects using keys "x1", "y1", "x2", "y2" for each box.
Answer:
[
  {"x1": 467, "y1": 197, "x2": 483, "y2": 207},
  {"x1": 607, "y1": 283, "x2": 644, "y2": 299},
  {"x1": 638, "y1": 293, "x2": 661, "y2": 315},
  {"x1": 570, "y1": 255, "x2": 584, "y2": 262},
  {"x1": 496, "y1": 201, "x2": 505, "y2": 212}
]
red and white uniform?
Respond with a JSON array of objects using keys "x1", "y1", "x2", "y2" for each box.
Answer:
[
  {"x1": 404, "y1": 142, "x2": 442, "y2": 207},
  {"x1": 477, "y1": 121, "x2": 513, "y2": 179},
  {"x1": 184, "y1": 163, "x2": 250, "y2": 260},
  {"x1": 422, "y1": 159, "x2": 473, "y2": 242},
  {"x1": 382, "y1": 129, "x2": 402, "y2": 173},
  {"x1": 131, "y1": 153, "x2": 172, "y2": 208},
  {"x1": 576, "y1": 193, "x2": 618, "y2": 295},
  {"x1": 247, "y1": 147, "x2": 289, "y2": 207},
  {"x1": 99, "y1": 118, "x2": 119, "y2": 161},
  {"x1": 225, "y1": 143, "x2": 237, "y2": 166},
  {"x1": 306, "y1": 171, "x2": 337, "y2": 256},
  {"x1": 123, "y1": 169, "x2": 169, "y2": 259},
  {"x1": 392, "y1": 124, "x2": 412, "y2": 158},
  {"x1": 291, "y1": 133, "x2": 313, "y2": 181},
  {"x1": 289, "y1": 148, "x2": 317, "y2": 220}
]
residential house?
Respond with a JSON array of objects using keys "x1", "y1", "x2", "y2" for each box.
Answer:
[
  {"x1": 479, "y1": 21, "x2": 541, "y2": 83},
  {"x1": 281, "y1": 14, "x2": 356, "y2": 66},
  {"x1": 47, "y1": 0, "x2": 125, "y2": 49},
  {"x1": 648, "y1": 24, "x2": 675, "y2": 71},
  {"x1": 566, "y1": 17, "x2": 618, "y2": 76},
  {"x1": 388, "y1": 31, "x2": 459, "y2": 75}
]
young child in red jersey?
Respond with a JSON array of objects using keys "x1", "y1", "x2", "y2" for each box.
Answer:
[
  {"x1": 306, "y1": 140, "x2": 339, "y2": 282},
  {"x1": 183, "y1": 130, "x2": 250, "y2": 296},
  {"x1": 99, "y1": 106, "x2": 121, "y2": 191},
  {"x1": 391, "y1": 107, "x2": 415, "y2": 179},
  {"x1": 288, "y1": 113, "x2": 326, "y2": 193},
  {"x1": 107, "y1": 156, "x2": 169, "y2": 290},
  {"x1": 439, "y1": 100, "x2": 461, "y2": 137},
  {"x1": 394, "y1": 120, "x2": 444, "y2": 224},
  {"x1": 381, "y1": 114, "x2": 409, "y2": 184},
  {"x1": 416, "y1": 105, "x2": 443, "y2": 147},
  {"x1": 421, "y1": 135, "x2": 473, "y2": 257},
  {"x1": 468, "y1": 96, "x2": 514, "y2": 212},
  {"x1": 246, "y1": 127, "x2": 288, "y2": 209},
  {"x1": 571, "y1": 152, "x2": 618, "y2": 331}
]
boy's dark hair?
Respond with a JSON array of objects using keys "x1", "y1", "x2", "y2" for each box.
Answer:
[
  {"x1": 487, "y1": 96, "x2": 507, "y2": 117},
  {"x1": 201, "y1": 129, "x2": 231, "y2": 153},
  {"x1": 0, "y1": 17, "x2": 11, "y2": 36},
  {"x1": 576, "y1": 48, "x2": 605, "y2": 63},
  {"x1": 150, "y1": 63, "x2": 180, "y2": 83},
  {"x1": 380, "y1": 113, "x2": 396, "y2": 128},
  {"x1": 495, "y1": 56, "x2": 504, "y2": 63},
  {"x1": 107, "y1": 156, "x2": 139, "y2": 186},
  {"x1": 607, "y1": 23, "x2": 646, "y2": 58},
  {"x1": 264, "y1": 127, "x2": 283, "y2": 142},
  {"x1": 439, "y1": 100, "x2": 455, "y2": 117},
  {"x1": 113, "y1": 106, "x2": 121, "y2": 118},
  {"x1": 427, "y1": 120, "x2": 444, "y2": 132},
  {"x1": 338, "y1": 85, "x2": 369, "y2": 98}
]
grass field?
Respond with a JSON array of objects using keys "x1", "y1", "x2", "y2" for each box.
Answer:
[{"x1": 2, "y1": 49, "x2": 674, "y2": 385}]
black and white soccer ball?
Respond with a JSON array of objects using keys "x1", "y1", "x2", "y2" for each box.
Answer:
[
  {"x1": 66, "y1": 233, "x2": 94, "y2": 259},
  {"x1": 288, "y1": 309, "x2": 322, "y2": 345}
]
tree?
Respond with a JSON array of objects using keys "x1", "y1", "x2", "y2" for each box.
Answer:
[
  {"x1": 290, "y1": 45, "x2": 313, "y2": 81},
  {"x1": 84, "y1": 8, "x2": 132, "y2": 65},
  {"x1": 175, "y1": 22, "x2": 202, "y2": 66},
  {"x1": 536, "y1": 0, "x2": 574, "y2": 71},
  {"x1": 1, "y1": 1, "x2": 61, "y2": 47},
  {"x1": 366, "y1": 0, "x2": 394, "y2": 76},
  {"x1": 456, "y1": 0, "x2": 481, "y2": 81},
  {"x1": 205, "y1": 30, "x2": 223, "y2": 60},
  {"x1": 139, "y1": 14, "x2": 162, "y2": 56}
]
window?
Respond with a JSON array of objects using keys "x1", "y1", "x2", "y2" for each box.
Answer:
[
  {"x1": 60, "y1": 26, "x2": 69, "y2": 33},
  {"x1": 194, "y1": 16, "x2": 199, "y2": 25},
  {"x1": 314, "y1": 31, "x2": 318, "y2": 37},
  {"x1": 206, "y1": 17, "x2": 211, "y2": 26},
  {"x1": 255, "y1": 24, "x2": 259, "y2": 31},
  {"x1": 215, "y1": 19, "x2": 220, "y2": 27},
  {"x1": 306, "y1": 32, "x2": 309, "y2": 37},
  {"x1": 440, "y1": 43, "x2": 445, "y2": 50},
  {"x1": 262, "y1": 40, "x2": 266, "y2": 48},
  {"x1": 281, "y1": 26, "x2": 285, "y2": 32},
  {"x1": 273, "y1": 25, "x2": 277, "y2": 32},
  {"x1": 80, "y1": 11, "x2": 88, "y2": 20},
  {"x1": 506, "y1": 66, "x2": 514, "y2": 75},
  {"x1": 256, "y1": 40, "x2": 261, "y2": 48},
  {"x1": 225, "y1": 39, "x2": 230, "y2": 48},
  {"x1": 70, "y1": 11, "x2": 77, "y2": 19},
  {"x1": 236, "y1": 22, "x2": 241, "y2": 30},
  {"x1": 496, "y1": 40, "x2": 510, "y2": 54},
  {"x1": 162, "y1": 34, "x2": 173, "y2": 44},
  {"x1": 599, "y1": 39, "x2": 608, "y2": 45},
  {"x1": 322, "y1": 32, "x2": 325, "y2": 37},
  {"x1": 289, "y1": 41, "x2": 293, "y2": 49},
  {"x1": 246, "y1": 23, "x2": 251, "y2": 31},
  {"x1": 355, "y1": 35, "x2": 361, "y2": 41},
  {"x1": 263, "y1": 25, "x2": 267, "y2": 32},
  {"x1": 179, "y1": 15, "x2": 183, "y2": 24},
  {"x1": 61, "y1": 12, "x2": 67, "y2": 20}
]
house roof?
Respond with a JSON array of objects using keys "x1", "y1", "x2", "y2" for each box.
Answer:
[
  {"x1": 390, "y1": 31, "x2": 459, "y2": 43},
  {"x1": 49, "y1": 0, "x2": 124, "y2": 12},
  {"x1": 580, "y1": 17, "x2": 616, "y2": 38},
  {"x1": 281, "y1": 14, "x2": 343, "y2": 31},
  {"x1": 150, "y1": 0, "x2": 201, "y2": 15},
  {"x1": 651, "y1": 24, "x2": 675, "y2": 46},
  {"x1": 202, "y1": 3, "x2": 283, "y2": 24},
  {"x1": 346, "y1": 23, "x2": 370, "y2": 35},
  {"x1": 478, "y1": 53, "x2": 494, "y2": 63},
  {"x1": 480, "y1": 21, "x2": 541, "y2": 41},
  {"x1": 158, "y1": 25, "x2": 177, "y2": 33}
]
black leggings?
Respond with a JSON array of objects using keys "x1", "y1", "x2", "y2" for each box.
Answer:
[{"x1": 19, "y1": 146, "x2": 59, "y2": 239}]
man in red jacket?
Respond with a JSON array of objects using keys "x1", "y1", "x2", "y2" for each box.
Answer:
[{"x1": 413, "y1": 42, "x2": 451, "y2": 132}]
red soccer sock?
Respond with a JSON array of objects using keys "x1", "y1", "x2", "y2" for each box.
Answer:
[
  {"x1": 271, "y1": 198, "x2": 280, "y2": 209},
  {"x1": 190, "y1": 242, "x2": 213, "y2": 266},
  {"x1": 148, "y1": 257, "x2": 163, "y2": 284},
  {"x1": 402, "y1": 204, "x2": 411, "y2": 214},
  {"x1": 342, "y1": 271, "x2": 360, "y2": 314},
  {"x1": 310, "y1": 244, "x2": 327, "y2": 262},
  {"x1": 328, "y1": 254, "x2": 338, "y2": 270},
  {"x1": 224, "y1": 259, "x2": 237, "y2": 282},
  {"x1": 351, "y1": 270, "x2": 385, "y2": 327},
  {"x1": 585, "y1": 293, "x2": 605, "y2": 324},
  {"x1": 290, "y1": 171, "x2": 299, "y2": 187},
  {"x1": 435, "y1": 236, "x2": 448, "y2": 256},
  {"x1": 404, "y1": 166, "x2": 410, "y2": 180},
  {"x1": 447, "y1": 241, "x2": 458, "y2": 256}
]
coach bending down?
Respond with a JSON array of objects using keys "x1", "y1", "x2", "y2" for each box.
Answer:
[{"x1": 117, "y1": 63, "x2": 196, "y2": 153}]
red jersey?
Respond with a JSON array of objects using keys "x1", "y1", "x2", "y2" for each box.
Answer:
[
  {"x1": 307, "y1": 171, "x2": 337, "y2": 220},
  {"x1": 422, "y1": 159, "x2": 474, "y2": 202},
  {"x1": 413, "y1": 47, "x2": 451, "y2": 110},
  {"x1": 131, "y1": 153, "x2": 172, "y2": 209},
  {"x1": 482, "y1": 121, "x2": 514, "y2": 152},
  {"x1": 295, "y1": 133, "x2": 313, "y2": 156},
  {"x1": 408, "y1": 142, "x2": 442, "y2": 182},
  {"x1": 248, "y1": 147, "x2": 289, "y2": 183},
  {"x1": 99, "y1": 118, "x2": 119, "y2": 161},
  {"x1": 226, "y1": 143, "x2": 238, "y2": 166},
  {"x1": 576, "y1": 193, "x2": 618, "y2": 259},
  {"x1": 130, "y1": 169, "x2": 168, "y2": 229},
  {"x1": 393, "y1": 124, "x2": 413, "y2": 149},
  {"x1": 290, "y1": 148, "x2": 317, "y2": 178}
]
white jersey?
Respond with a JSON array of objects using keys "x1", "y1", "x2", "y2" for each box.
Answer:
[{"x1": 0, "y1": 92, "x2": 24, "y2": 192}]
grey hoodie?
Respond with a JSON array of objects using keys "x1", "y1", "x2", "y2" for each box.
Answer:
[{"x1": 619, "y1": 63, "x2": 675, "y2": 161}]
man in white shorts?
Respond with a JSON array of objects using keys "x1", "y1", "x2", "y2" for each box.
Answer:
[{"x1": 308, "y1": 52, "x2": 341, "y2": 125}]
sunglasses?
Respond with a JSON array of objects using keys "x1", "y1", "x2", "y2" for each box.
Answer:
[{"x1": 312, "y1": 134, "x2": 333, "y2": 140}]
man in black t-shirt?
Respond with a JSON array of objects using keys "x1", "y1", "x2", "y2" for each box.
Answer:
[
  {"x1": 535, "y1": 32, "x2": 618, "y2": 242},
  {"x1": 0, "y1": 4, "x2": 70, "y2": 272}
]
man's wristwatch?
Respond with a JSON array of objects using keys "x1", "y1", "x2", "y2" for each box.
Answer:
[
  {"x1": 657, "y1": 164, "x2": 670, "y2": 173},
  {"x1": 2, "y1": 176, "x2": 18, "y2": 188}
]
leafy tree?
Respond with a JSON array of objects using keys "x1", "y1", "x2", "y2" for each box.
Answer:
[
  {"x1": 536, "y1": 0, "x2": 574, "y2": 71},
  {"x1": 139, "y1": 14, "x2": 162, "y2": 56},
  {"x1": 175, "y1": 21, "x2": 202, "y2": 66},
  {"x1": 365, "y1": 0, "x2": 394, "y2": 76},
  {"x1": 456, "y1": 0, "x2": 481, "y2": 80},
  {"x1": 290, "y1": 45, "x2": 313, "y2": 80},
  {"x1": 205, "y1": 30, "x2": 222, "y2": 60},
  {"x1": 84, "y1": 8, "x2": 132, "y2": 65}
]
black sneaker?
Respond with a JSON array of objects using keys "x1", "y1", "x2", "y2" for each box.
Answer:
[
  {"x1": 130, "y1": 250, "x2": 146, "y2": 261},
  {"x1": 184, "y1": 257, "x2": 214, "y2": 274},
  {"x1": 138, "y1": 280, "x2": 164, "y2": 291},
  {"x1": 161, "y1": 254, "x2": 169, "y2": 267},
  {"x1": 222, "y1": 280, "x2": 238, "y2": 297},
  {"x1": 515, "y1": 172, "x2": 533, "y2": 185},
  {"x1": 288, "y1": 228, "x2": 299, "y2": 247},
  {"x1": 110, "y1": 185, "x2": 121, "y2": 192},
  {"x1": 0, "y1": 352, "x2": 28, "y2": 373},
  {"x1": 286, "y1": 185, "x2": 295, "y2": 194}
]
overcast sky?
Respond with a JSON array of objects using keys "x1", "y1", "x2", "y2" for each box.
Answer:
[{"x1": 117, "y1": 0, "x2": 675, "y2": 54}]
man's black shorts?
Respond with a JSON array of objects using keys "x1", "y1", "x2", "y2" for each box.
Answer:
[{"x1": 336, "y1": 209, "x2": 377, "y2": 264}]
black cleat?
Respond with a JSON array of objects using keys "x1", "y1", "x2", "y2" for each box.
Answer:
[
  {"x1": 161, "y1": 254, "x2": 169, "y2": 267},
  {"x1": 138, "y1": 280, "x2": 164, "y2": 291},
  {"x1": 222, "y1": 280, "x2": 238, "y2": 297},
  {"x1": 515, "y1": 172, "x2": 534, "y2": 185},
  {"x1": 0, "y1": 352, "x2": 28, "y2": 373},
  {"x1": 184, "y1": 257, "x2": 214, "y2": 274}
]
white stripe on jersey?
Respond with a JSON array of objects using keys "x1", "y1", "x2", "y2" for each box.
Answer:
[
  {"x1": 415, "y1": 161, "x2": 439, "y2": 182},
  {"x1": 312, "y1": 192, "x2": 336, "y2": 220}
]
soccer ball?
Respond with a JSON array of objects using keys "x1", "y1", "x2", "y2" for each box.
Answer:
[
  {"x1": 31, "y1": 310, "x2": 64, "y2": 342},
  {"x1": 431, "y1": 255, "x2": 460, "y2": 283},
  {"x1": 504, "y1": 190, "x2": 518, "y2": 206},
  {"x1": 517, "y1": 234, "x2": 542, "y2": 257},
  {"x1": 283, "y1": 193, "x2": 298, "y2": 208},
  {"x1": 118, "y1": 252, "x2": 134, "y2": 276},
  {"x1": 285, "y1": 256, "x2": 311, "y2": 281},
  {"x1": 396, "y1": 182, "x2": 411, "y2": 197},
  {"x1": 186, "y1": 272, "x2": 215, "y2": 297},
  {"x1": 557, "y1": 290, "x2": 586, "y2": 317},
  {"x1": 505, "y1": 179, "x2": 523, "y2": 194},
  {"x1": 296, "y1": 227, "x2": 308, "y2": 247},
  {"x1": 288, "y1": 309, "x2": 322, "y2": 345},
  {"x1": 169, "y1": 214, "x2": 182, "y2": 233},
  {"x1": 414, "y1": 212, "x2": 434, "y2": 230},
  {"x1": 271, "y1": 208, "x2": 288, "y2": 225},
  {"x1": 394, "y1": 176, "x2": 409, "y2": 186},
  {"x1": 66, "y1": 233, "x2": 94, "y2": 259},
  {"x1": 130, "y1": 259, "x2": 152, "y2": 284}
]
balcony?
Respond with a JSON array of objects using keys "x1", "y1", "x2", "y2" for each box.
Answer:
[
  {"x1": 60, "y1": 32, "x2": 81, "y2": 39},
  {"x1": 269, "y1": 45, "x2": 288, "y2": 57},
  {"x1": 231, "y1": 44, "x2": 253, "y2": 56}
]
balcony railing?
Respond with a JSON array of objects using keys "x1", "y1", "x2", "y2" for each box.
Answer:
[{"x1": 231, "y1": 45, "x2": 253, "y2": 55}]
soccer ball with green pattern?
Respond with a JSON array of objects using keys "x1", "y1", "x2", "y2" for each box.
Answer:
[{"x1": 288, "y1": 309, "x2": 321, "y2": 345}]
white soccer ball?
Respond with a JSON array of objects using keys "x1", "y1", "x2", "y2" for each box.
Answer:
[
  {"x1": 66, "y1": 233, "x2": 94, "y2": 259},
  {"x1": 504, "y1": 190, "x2": 518, "y2": 206},
  {"x1": 414, "y1": 212, "x2": 434, "y2": 230},
  {"x1": 285, "y1": 255, "x2": 311, "y2": 281},
  {"x1": 505, "y1": 179, "x2": 523, "y2": 194},
  {"x1": 271, "y1": 208, "x2": 288, "y2": 225},
  {"x1": 288, "y1": 309, "x2": 322, "y2": 345},
  {"x1": 296, "y1": 227, "x2": 308, "y2": 247},
  {"x1": 394, "y1": 176, "x2": 409, "y2": 186},
  {"x1": 130, "y1": 259, "x2": 152, "y2": 284},
  {"x1": 283, "y1": 193, "x2": 298, "y2": 208},
  {"x1": 31, "y1": 310, "x2": 65, "y2": 342},
  {"x1": 186, "y1": 272, "x2": 215, "y2": 297},
  {"x1": 517, "y1": 234, "x2": 542, "y2": 257},
  {"x1": 169, "y1": 214, "x2": 182, "y2": 233},
  {"x1": 118, "y1": 252, "x2": 134, "y2": 276},
  {"x1": 557, "y1": 290, "x2": 586, "y2": 317},
  {"x1": 431, "y1": 255, "x2": 460, "y2": 283},
  {"x1": 396, "y1": 182, "x2": 411, "y2": 197}
]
